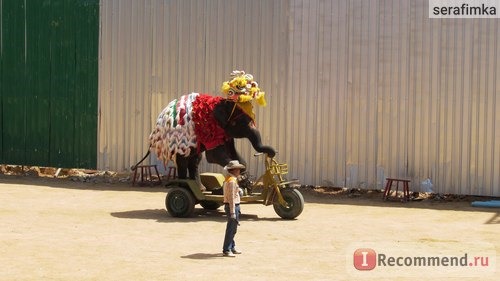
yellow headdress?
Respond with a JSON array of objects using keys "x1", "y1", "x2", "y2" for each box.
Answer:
[{"x1": 221, "y1": 70, "x2": 267, "y2": 107}]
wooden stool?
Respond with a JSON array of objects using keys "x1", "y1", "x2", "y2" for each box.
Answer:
[
  {"x1": 383, "y1": 178, "x2": 410, "y2": 202},
  {"x1": 166, "y1": 166, "x2": 177, "y2": 180},
  {"x1": 132, "y1": 165, "x2": 162, "y2": 186}
]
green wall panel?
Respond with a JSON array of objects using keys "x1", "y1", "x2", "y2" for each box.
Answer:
[
  {"x1": 0, "y1": 0, "x2": 99, "y2": 169},
  {"x1": 1, "y1": 0, "x2": 27, "y2": 165},
  {"x1": 74, "y1": 1, "x2": 99, "y2": 168},
  {"x1": 25, "y1": 0, "x2": 51, "y2": 165}
]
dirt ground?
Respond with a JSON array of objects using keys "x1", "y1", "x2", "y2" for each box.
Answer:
[{"x1": 0, "y1": 169, "x2": 499, "y2": 281}]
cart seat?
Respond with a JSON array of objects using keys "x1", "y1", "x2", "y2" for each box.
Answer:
[{"x1": 200, "y1": 172, "x2": 225, "y2": 191}]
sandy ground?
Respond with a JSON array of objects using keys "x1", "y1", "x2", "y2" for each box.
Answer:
[{"x1": 0, "y1": 174, "x2": 498, "y2": 281}]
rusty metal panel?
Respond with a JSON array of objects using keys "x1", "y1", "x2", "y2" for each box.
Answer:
[{"x1": 98, "y1": 0, "x2": 499, "y2": 196}]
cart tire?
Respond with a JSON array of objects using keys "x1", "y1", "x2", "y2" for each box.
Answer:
[
  {"x1": 273, "y1": 188, "x2": 304, "y2": 219},
  {"x1": 200, "y1": 201, "x2": 222, "y2": 210},
  {"x1": 165, "y1": 187, "x2": 195, "y2": 217}
]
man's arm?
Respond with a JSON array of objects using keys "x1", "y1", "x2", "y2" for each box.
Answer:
[{"x1": 229, "y1": 181, "x2": 237, "y2": 219}]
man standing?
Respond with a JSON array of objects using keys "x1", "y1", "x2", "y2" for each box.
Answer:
[{"x1": 222, "y1": 160, "x2": 245, "y2": 257}]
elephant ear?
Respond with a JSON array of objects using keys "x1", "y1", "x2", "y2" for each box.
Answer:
[{"x1": 213, "y1": 100, "x2": 232, "y2": 128}]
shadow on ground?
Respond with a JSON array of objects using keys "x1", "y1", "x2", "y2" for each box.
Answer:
[
  {"x1": 110, "y1": 208, "x2": 284, "y2": 223},
  {"x1": 180, "y1": 253, "x2": 226, "y2": 259}
]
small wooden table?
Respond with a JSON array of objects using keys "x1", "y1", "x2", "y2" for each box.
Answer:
[
  {"x1": 132, "y1": 164, "x2": 162, "y2": 186},
  {"x1": 383, "y1": 178, "x2": 410, "y2": 202}
]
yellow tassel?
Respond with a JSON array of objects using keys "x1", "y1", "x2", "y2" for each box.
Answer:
[
  {"x1": 255, "y1": 92, "x2": 267, "y2": 107},
  {"x1": 238, "y1": 95, "x2": 253, "y2": 103},
  {"x1": 221, "y1": 82, "x2": 231, "y2": 94}
]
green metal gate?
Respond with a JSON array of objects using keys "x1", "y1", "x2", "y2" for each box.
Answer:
[{"x1": 0, "y1": 0, "x2": 99, "y2": 168}]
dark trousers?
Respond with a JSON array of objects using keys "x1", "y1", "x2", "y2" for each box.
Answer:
[{"x1": 222, "y1": 203, "x2": 240, "y2": 252}]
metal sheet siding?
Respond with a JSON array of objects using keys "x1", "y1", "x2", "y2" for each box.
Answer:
[
  {"x1": 99, "y1": 0, "x2": 499, "y2": 196},
  {"x1": 99, "y1": 0, "x2": 290, "y2": 173}
]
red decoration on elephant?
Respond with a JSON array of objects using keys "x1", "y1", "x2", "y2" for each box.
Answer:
[{"x1": 192, "y1": 94, "x2": 228, "y2": 150}]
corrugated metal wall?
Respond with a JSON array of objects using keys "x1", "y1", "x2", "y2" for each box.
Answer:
[
  {"x1": 98, "y1": 0, "x2": 290, "y2": 172},
  {"x1": 99, "y1": 0, "x2": 500, "y2": 196}
]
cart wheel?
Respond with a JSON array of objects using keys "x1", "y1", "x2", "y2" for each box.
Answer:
[
  {"x1": 273, "y1": 188, "x2": 304, "y2": 219},
  {"x1": 165, "y1": 187, "x2": 195, "y2": 217},
  {"x1": 200, "y1": 200, "x2": 222, "y2": 210}
]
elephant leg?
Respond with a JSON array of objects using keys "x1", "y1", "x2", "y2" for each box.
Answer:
[
  {"x1": 205, "y1": 140, "x2": 247, "y2": 167},
  {"x1": 224, "y1": 140, "x2": 254, "y2": 191},
  {"x1": 224, "y1": 139, "x2": 247, "y2": 167},
  {"x1": 175, "y1": 154, "x2": 189, "y2": 179},
  {"x1": 177, "y1": 151, "x2": 205, "y2": 191},
  {"x1": 205, "y1": 145, "x2": 232, "y2": 167},
  {"x1": 187, "y1": 153, "x2": 202, "y2": 180},
  {"x1": 175, "y1": 153, "x2": 205, "y2": 191},
  {"x1": 206, "y1": 141, "x2": 253, "y2": 192}
]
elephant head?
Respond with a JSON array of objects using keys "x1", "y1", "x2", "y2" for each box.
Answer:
[{"x1": 205, "y1": 99, "x2": 276, "y2": 168}]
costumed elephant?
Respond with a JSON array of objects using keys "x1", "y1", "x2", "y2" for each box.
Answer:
[{"x1": 137, "y1": 70, "x2": 275, "y2": 189}]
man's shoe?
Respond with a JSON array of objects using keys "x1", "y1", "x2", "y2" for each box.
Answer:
[
  {"x1": 231, "y1": 249, "x2": 242, "y2": 254},
  {"x1": 223, "y1": 251, "x2": 236, "y2": 257}
]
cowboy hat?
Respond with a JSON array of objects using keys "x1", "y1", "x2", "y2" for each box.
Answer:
[{"x1": 224, "y1": 160, "x2": 246, "y2": 170}]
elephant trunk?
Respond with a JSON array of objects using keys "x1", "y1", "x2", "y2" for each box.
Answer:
[{"x1": 247, "y1": 127, "x2": 276, "y2": 157}]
